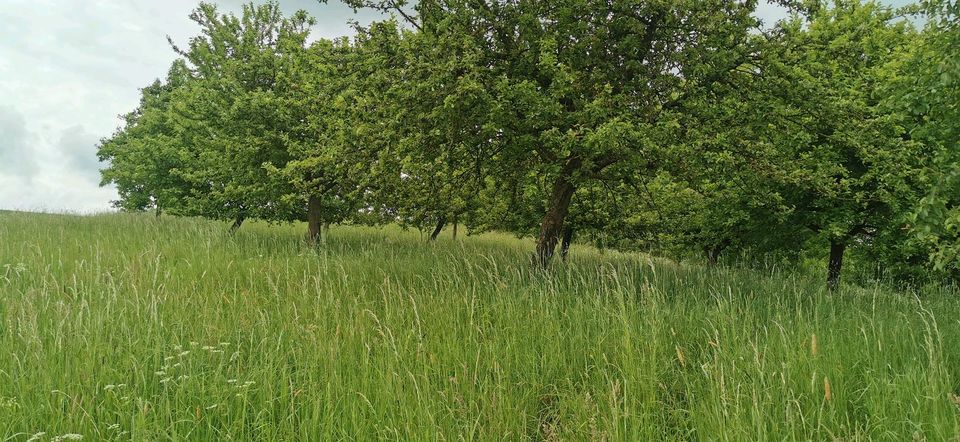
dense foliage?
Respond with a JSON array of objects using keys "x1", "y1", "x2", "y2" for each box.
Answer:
[{"x1": 98, "y1": 0, "x2": 959, "y2": 289}]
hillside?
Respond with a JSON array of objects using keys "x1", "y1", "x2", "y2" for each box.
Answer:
[{"x1": 0, "y1": 212, "x2": 958, "y2": 439}]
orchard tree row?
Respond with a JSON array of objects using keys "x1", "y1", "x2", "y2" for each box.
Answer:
[{"x1": 98, "y1": 0, "x2": 960, "y2": 289}]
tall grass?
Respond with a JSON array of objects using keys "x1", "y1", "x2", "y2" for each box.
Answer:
[{"x1": 0, "y1": 211, "x2": 958, "y2": 440}]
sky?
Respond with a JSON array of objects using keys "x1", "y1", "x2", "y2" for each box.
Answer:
[{"x1": 0, "y1": 0, "x2": 907, "y2": 213}]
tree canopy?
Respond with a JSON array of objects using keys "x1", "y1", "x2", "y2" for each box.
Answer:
[{"x1": 99, "y1": 0, "x2": 960, "y2": 290}]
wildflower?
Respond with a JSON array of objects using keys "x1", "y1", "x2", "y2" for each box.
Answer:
[
  {"x1": 52, "y1": 434, "x2": 83, "y2": 441},
  {"x1": 26, "y1": 432, "x2": 46, "y2": 442},
  {"x1": 0, "y1": 396, "x2": 18, "y2": 409},
  {"x1": 178, "y1": 350, "x2": 190, "y2": 357},
  {"x1": 206, "y1": 404, "x2": 219, "y2": 410}
]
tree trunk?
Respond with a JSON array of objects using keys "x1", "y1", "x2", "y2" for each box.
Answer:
[
  {"x1": 827, "y1": 239, "x2": 846, "y2": 292},
  {"x1": 560, "y1": 226, "x2": 574, "y2": 262},
  {"x1": 229, "y1": 215, "x2": 245, "y2": 235},
  {"x1": 705, "y1": 240, "x2": 729, "y2": 266},
  {"x1": 307, "y1": 195, "x2": 322, "y2": 245},
  {"x1": 705, "y1": 246, "x2": 718, "y2": 266},
  {"x1": 533, "y1": 159, "x2": 580, "y2": 268},
  {"x1": 429, "y1": 216, "x2": 446, "y2": 241},
  {"x1": 452, "y1": 214, "x2": 459, "y2": 240}
]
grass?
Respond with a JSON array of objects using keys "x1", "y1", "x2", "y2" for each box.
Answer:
[{"x1": 0, "y1": 211, "x2": 958, "y2": 440}]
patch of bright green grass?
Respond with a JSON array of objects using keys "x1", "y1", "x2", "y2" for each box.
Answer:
[{"x1": 0, "y1": 211, "x2": 958, "y2": 440}]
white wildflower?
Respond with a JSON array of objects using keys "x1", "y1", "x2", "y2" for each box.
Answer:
[{"x1": 0, "y1": 396, "x2": 18, "y2": 408}]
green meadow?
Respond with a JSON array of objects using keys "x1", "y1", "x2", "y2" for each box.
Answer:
[{"x1": 1, "y1": 211, "x2": 958, "y2": 440}]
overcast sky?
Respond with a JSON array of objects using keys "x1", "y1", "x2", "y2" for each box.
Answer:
[{"x1": 0, "y1": 1, "x2": 906, "y2": 213}]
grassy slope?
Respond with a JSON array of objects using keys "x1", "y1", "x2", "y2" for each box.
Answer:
[{"x1": 0, "y1": 211, "x2": 958, "y2": 440}]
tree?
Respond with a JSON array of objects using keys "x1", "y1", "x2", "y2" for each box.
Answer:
[
  {"x1": 903, "y1": 0, "x2": 960, "y2": 277},
  {"x1": 98, "y1": 61, "x2": 194, "y2": 215},
  {"x1": 271, "y1": 21, "x2": 417, "y2": 243},
  {"x1": 758, "y1": 0, "x2": 923, "y2": 289},
  {"x1": 171, "y1": 2, "x2": 316, "y2": 230},
  {"x1": 101, "y1": 2, "x2": 318, "y2": 233}
]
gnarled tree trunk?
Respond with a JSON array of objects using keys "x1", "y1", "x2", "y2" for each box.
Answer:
[
  {"x1": 307, "y1": 195, "x2": 322, "y2": 245},
  {"x1": 827, "y1": 239, "x2": 846, "y2": 292},
  {"x1": 533, "y1": 159, "x2": 581, "y2": 268},
  {"x1": 229, "y1": 215, "x2": 245, "y2": 235},
  {"x1": 429, "y1": 216, "x2": 446, "y2": 241}
]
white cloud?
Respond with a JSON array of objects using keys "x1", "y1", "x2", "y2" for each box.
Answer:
[
  {"x1": 0, "y1": 0, "x2": 378, "y2": 213},
  {"x1": 0, "y1": 105, "x2": 35, "y2": 177}
]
